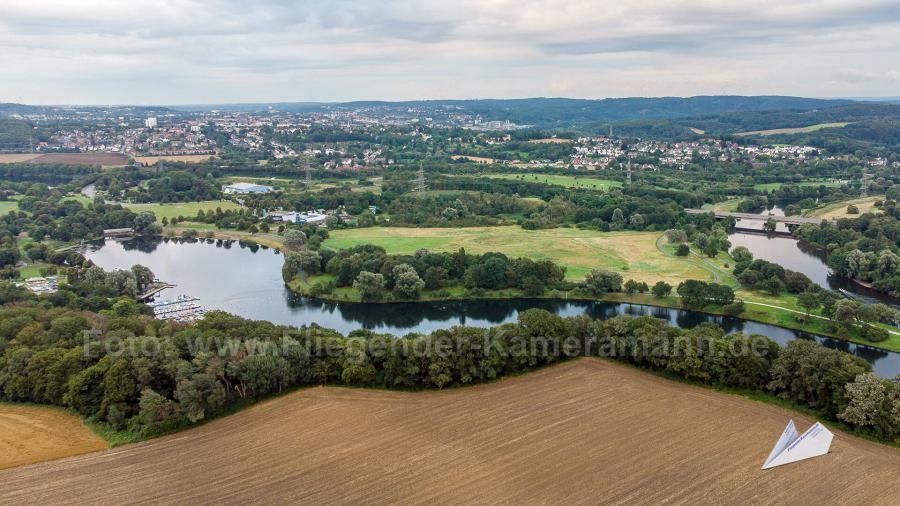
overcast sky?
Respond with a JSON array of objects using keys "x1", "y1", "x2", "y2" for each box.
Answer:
[{"x1": 1, "y1": 0, "x2": 899, "y2": 105}]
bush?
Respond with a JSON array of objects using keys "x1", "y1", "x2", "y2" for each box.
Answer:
[
  {"x1": 723, "y1": 301, "x2": 744, "y2": 315},
  {"x1": 864, "y1": 326, "x2": 889, "y2": 342}
]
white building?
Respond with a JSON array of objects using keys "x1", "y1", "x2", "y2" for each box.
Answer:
[
  {"x1": 145, "y1": 117, "x2": 158, "y2": 128},
  {"x1": 222, "y1": 182, "x2": 273, "y2": 194},
  {"x1": 264, "y1": 209, "x2": 329, "y2": 226}
]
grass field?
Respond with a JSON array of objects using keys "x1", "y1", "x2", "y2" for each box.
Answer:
[
  {"x1": 806, "y1": 195, "x2": 884, "y2": 220},
  {"x1": 324, "y1": 226, "x2": 710, "y2": 283},
  {"x1": 736, "y1": 122, "x2": 851, "y2": 136},
  {"x1": 482, "y1": 173, "x2": 623, "y2": 191},
  {"x1": 133, "y1": 155, "x2": 215, "y2": 165},
  {"x1": 703, "y1": 198, "x2": 742, "y2": 212},
  {"x1": 753, "y1": 180, "x2": 847, "y2": 192},
  {"x1": 0, "y1": 404, "x2": 106, "y2": 470},
  {"x1": 125, "y1": 200, "x2": 241, "y2": 220},
  {"x1": 0, "y1": 200, "x2": 19, "y2": 215},
  {"x1": 3, "y1": 359, "x2": 898, "y2": 503},
  {"x1": 62, "y1": 194, "x2": 92, "y2": 207}
]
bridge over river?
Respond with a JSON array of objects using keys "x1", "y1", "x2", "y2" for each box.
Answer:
[{"x1": 685, "y1": 209, "x2": 823, "y2": 226}]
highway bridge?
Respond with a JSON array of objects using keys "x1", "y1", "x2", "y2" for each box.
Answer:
[{"x1": 685, "y1": 209, "x2": 823, "y2": 226}]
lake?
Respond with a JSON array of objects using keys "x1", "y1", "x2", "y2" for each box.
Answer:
[{"x1": 84, "y1": 237, "x2": 900, "y2": 376}]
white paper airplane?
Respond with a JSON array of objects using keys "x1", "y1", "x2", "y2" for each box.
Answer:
[{"x1": 762, "y1": 419, "x2": 833, "y2": 469}]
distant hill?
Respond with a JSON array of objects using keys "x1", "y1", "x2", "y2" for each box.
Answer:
[
  {"x1": 164, "y1": 96, "x2": 860, "y2": 125},
  {"x1": 0, "y1": 103, "x2": 176, "y2": 118},
  {"x1": 167, "y1": 102, "x2": 325, "y2": 113},
  {"x1": 686, "y1": 103, "x2": 900, "y2": 134},
  {"x1": 334, "y1": 96, "x2": 859, "y2": 126},
  {"x1": 0, "y1": 118, "x2": 36, "y2": 150},
  {"x1": 2, "y1": 96, "x2": 864, "y2": 124}
]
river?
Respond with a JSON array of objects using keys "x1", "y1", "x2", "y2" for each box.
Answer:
[
  {"x1": 84, "y1": 236, "x2": 900, "y2": 376},
  {"x1": 726, "y1": 206, "x2": 895, "y2": 305}
]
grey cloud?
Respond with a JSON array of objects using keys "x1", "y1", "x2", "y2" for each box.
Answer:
[{"x1": 0, "y1": 0, "x2": 899, "y2": 103}]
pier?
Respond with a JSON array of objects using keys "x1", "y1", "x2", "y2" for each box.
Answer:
[{"x1": 137, "y1": 282, "x2": 176, "y2": 301}]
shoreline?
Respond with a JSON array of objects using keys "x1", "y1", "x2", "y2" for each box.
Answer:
[
  {"x1": 286, "y1": 278, "x2": 900, "y2": 353},
  {"x1": 159, "y1": 226, "x2": 899, "y2": 353}
]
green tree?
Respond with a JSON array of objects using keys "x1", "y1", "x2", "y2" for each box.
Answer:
[
  {"x1": 353, "y1": 271, "x2": 385, "y2": 301},
  {"x1": 392, "y1": 264, "x2": 425, "y2": 299},
  {"x1": 522, "y1": 276, "x2": 545, "y2": 296},
  {"x1": 730, "y1": 246, "x2": 753, "y2": 263},
  {"x1": 652, "y1": 281, "x2": 672, "y2": 298},
  {"x1": 797, "y1": 290, "x2": 820, "y2": 318},
  {"x1": 282, "y1": 229, "x2": 307, "y2": 250},
  {"x1": 582, "y1": 269, "x2": 623, "y2": 295},
  {"x1": 423, "y1": 266, "x2": 448, "y2": 290}
]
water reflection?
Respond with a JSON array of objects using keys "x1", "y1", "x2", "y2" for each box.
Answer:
[{"x1": 85, "y1": 237, "x2": 899, "y2": 377}]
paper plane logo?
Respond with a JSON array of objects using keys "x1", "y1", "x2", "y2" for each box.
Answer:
[{"x1": 762, "y1": 420, "x2": 834, "y2": 469}]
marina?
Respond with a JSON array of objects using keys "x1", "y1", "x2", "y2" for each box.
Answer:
[{"x1": 147, "y1": 294, "x2": 208, "y2": 322}]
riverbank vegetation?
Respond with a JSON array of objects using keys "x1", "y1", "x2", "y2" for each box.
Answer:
[
  {"x1": 796, "y1": 207, "x2": 900, "y2": 298},
  {"x1": 1, "y1": 290, "x2": 897, "y2": 445}
]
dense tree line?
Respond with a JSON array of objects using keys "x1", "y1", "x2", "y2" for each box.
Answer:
[
  {"x1": 96, "y1": 170, "x2": 222, "y2": 203},
  {"x1": 1, "y1": 298, "x2": 897, "y2": 443},
  {"x1": 0, "y1": 163, "x2": 100, "y2": 184},
  {"x1": 386, "y1": 192, "x2": 529, "y2": 227},
  {"x1": 287, "y1": 245, "x2": 567, "y2": 300},
  {"x1": 1, "y1": 188, "x2": 160, "y2": 243}
]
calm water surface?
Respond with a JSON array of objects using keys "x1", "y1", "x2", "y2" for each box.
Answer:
[
  {"x1": 85, "y1": 237, "x2": 900, "y2": 376},
  {"x1": 727, "y1": 206, "x2": 895, "y2": 305}
]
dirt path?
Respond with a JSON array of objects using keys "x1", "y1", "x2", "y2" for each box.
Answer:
[
  {"x1": 0, "y1": 404, "x2": 105, "y2": 470},
  {"x1": 2, "y1": 359, "x2": 898, "y2": 504}
]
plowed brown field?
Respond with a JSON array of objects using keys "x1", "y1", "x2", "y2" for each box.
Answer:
[
  {"x1": 0, "y1": 404, "x2": 105, "y2": 470},
  {"x1": 1, "y1": 359, "x2": 898, "y2": 505}
]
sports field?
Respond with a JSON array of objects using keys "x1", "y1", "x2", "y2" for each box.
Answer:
[
  {"x1": 806, "y1": 195, "x2": 884, "y2": 220},
  {"x1": 484, "y1": 173, "x2": 623, "y2": 190},
  {"x1": 0, "y1": 404, "x2": 105, "y2": 470},
  {"x1": 325, "y1": 226, "x2": 710, "y2": 282},
  {"x1": 2, "y1": 359, "x2": 897, "y2": 503},
  {"x1": 125, "y1": 200, "x2": 241, "y2": 220}
]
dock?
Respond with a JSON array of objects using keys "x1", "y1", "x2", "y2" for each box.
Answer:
[
  {"x1": 137, "y1": 282, "x2": 176, "y2": 301},
  {"x1": 148, "y1": 295, "x2": 208, "y2": 323}
]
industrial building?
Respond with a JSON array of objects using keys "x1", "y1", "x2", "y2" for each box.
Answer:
[
  {"x1": 263, "y1": 209, "x2": 329, "y2": 226},
  {"x1": 222, "y1": 182, "x2": 273, "y2": 194}
]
